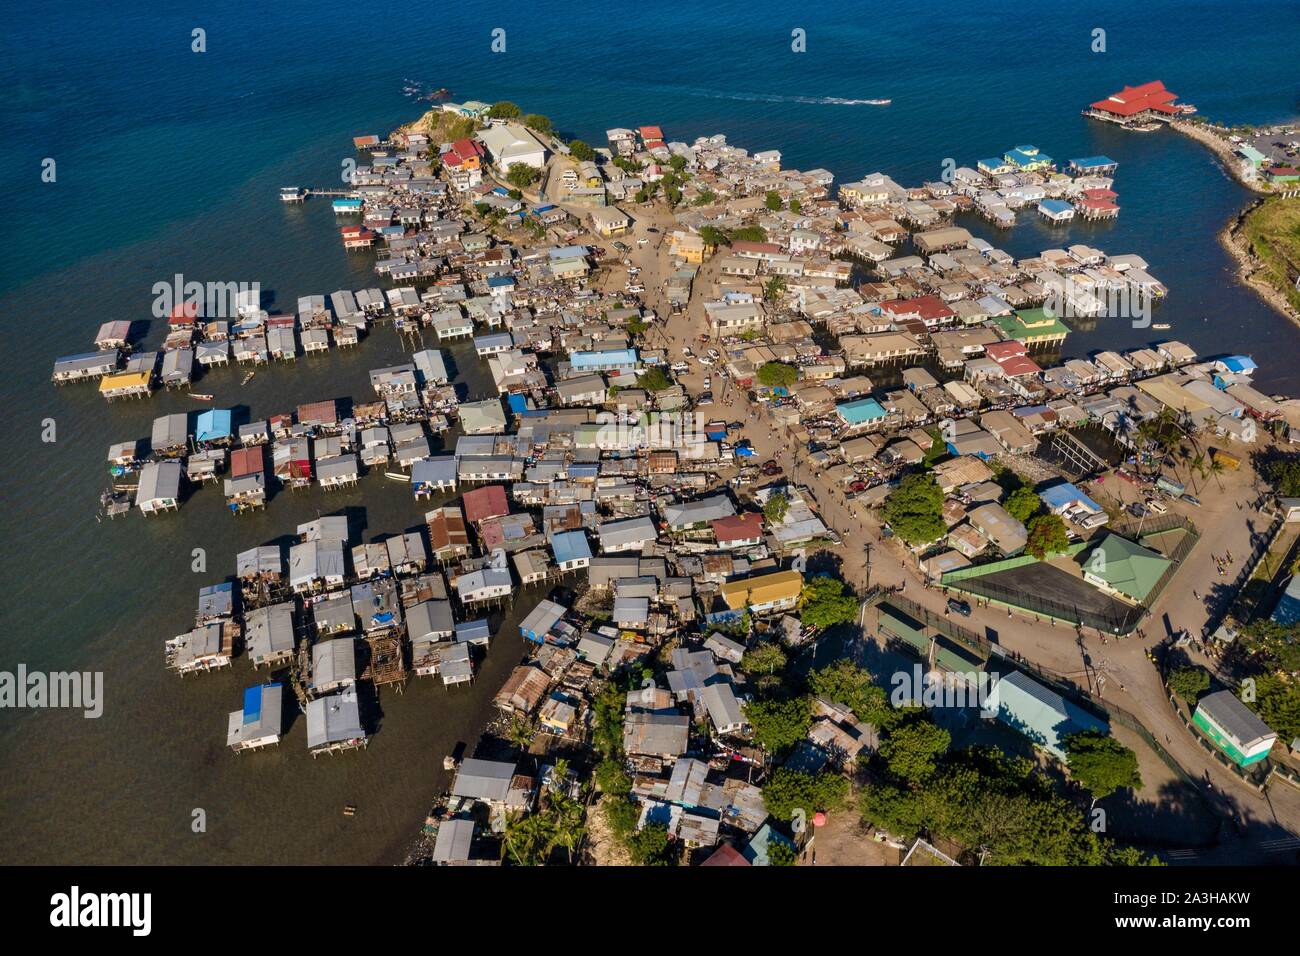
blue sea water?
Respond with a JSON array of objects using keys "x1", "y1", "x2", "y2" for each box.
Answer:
[{"x1": 1, "y1": 0, "x2": 1298, "y2": 863}]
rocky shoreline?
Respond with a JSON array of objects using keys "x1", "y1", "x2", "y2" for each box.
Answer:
[
  {"x1": 1167, "y1": 120, "x2": 1300, "y2": 328},
  {"x1": 1218, "y1": 198, "x2": 1300, "y2": 328},
  {"x1": 1169, "y1": 119, "x2": 1270, "y2": 194}
]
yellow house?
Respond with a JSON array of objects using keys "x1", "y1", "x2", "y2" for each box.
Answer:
[
  {"x1": 669, "y1": 230, "x2": 708, "y2": 263},
  {"x1": 99, "y1": 370, "x2": 153, "y2": 400},
  {"x1": 720, "y1": 569, "x2": 803, "y2": 614}
]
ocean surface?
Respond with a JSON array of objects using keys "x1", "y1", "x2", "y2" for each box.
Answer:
[{"x1": 2, "y1": 0, "x2": 1299, "y2": 864}]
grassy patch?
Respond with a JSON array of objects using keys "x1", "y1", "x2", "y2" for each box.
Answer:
[{"x1": 1243, "y1": 197, "x2": 1300, "y2": 313}]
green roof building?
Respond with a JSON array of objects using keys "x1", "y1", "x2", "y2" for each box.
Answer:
[
  {"x1": 1080, "y1": 533, "x2": 1171, "y2": 605},
  {"x1": 1192, "y1": 690, "x2": 1277, "y2": 767},
  {"x1": 988, "y1": 308, "x2": 1070, "y2": 347}
]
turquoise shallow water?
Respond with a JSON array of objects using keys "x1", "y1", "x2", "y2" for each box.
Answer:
[{"x1": 1, "y1": 0, "x2": 1298, "y2": 863}]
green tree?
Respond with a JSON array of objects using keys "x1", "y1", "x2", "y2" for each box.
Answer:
[
  {"x1": 669, "y1": 155, "x2": 688, "y2": 172},
  {"x1": 767, "y1": 841, "x2": 798, "y2": 866},
  {"x1": 1262, "y1": 455, "x2": 1300, "y2": 497},
  {"x1": 763, "y1": 492, "x2": 789, "y2": 524},
  {"x1": 603, "y1": 795, "x2": 641, "y2": 842},
  {"x1": 882, "y1": 473, "x2": 946, "y2": 545},
  {"x1": 798, "y1": 576, "x2": 859, "y2": 630},
  {"x1": 594, "y1": 759, "x2": 631, "y2": 795},
  {"x1": 807, "y1": 661, "x2": 899, "y2": 728},
  {"x1": 568, "y1": 140, "x2": 595, "y2": 162},
  {"x1": 789, "y1": 198, "x2": 802, "y2": 214},
  {"x1": 1248, "y1": 673, "x2": 1300, "y2": 742},
  {"x1": 765, "y1": 190, "x2": 783, "y2": 211},
  {"x1": 694, "y1": 190, "x2": 717, "y2": 207},
  {"x1": 763, "y1": 276, "x2": 788, "y2": 302},
  {"x1": 487, "y1": 101, "x2": 521, "y2": 119},
  {"x1": 592, "y1": 684, "x2": 625, "y2": 759},
  {"x1": 757, "y1": 361, "x2": 797, "y2": 388},
  {"x1": 744, "y1": 696, "x2": 812, "y2": 754},
  {"x1": 522, "y1": 113, "x2": 552, "y2": 135},
  {"x1": 698, "y1": 225, "x2": 726, "y2": 247},
  {"x1": 501, "y1": 811, "x2": 557, "y2": 866},
  {"x1": 1025, "y1": 513, "x2": 1069, "y2": 560},
  {"x1": 506, "y1": 163, "x2": 542, "y2": 189},
  {"x1": 1168, "y1": 666, "x2": 1211, "y2": 704},
  {"x1": 1063, "y1": 730, "x2": 1143, "y2": 802},
  {"x1": 729, "y1": 225, "x2": 767, "y2": 243},
  {"x1": 1005, "y1": 486, "x2": 1042, "y2": 523},
  {"x1": 1240, "y1": 619, "x2": 1300, "y2": 672},
  {"x1": 741, "y1": 642, "x2": 788, "y2": 675},
  {"x1": 879, "y1": 718, "x2": 951, "y2": 783},
  {"x1": 628, "y1": 824, "x2": 675, "y2": 865},
  {"x1": 636, "y1": 366, "x2": 671, "y2": 391},
  {"x1": 761, "y1": 768, "x2": 849, "y2": 822}
]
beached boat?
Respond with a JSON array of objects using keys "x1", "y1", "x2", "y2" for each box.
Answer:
[{"x1": 190, "y1": 393, "x2": 214, "y2": 401}]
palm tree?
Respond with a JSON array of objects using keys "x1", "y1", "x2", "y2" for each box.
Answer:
[
  {"x1": 548, "y1": 793, "x2": 586, "y2": 864},
  {"x1": 501, "y1": 811, "x2": 557, "y2": 866},
  {"x1": 1189, "y1": 453, "x2": 1206, "y2": 493},
  {"x1": 507, "y1": 716, "x2": 535, "y2": 755},
  {"x1": 1208, "y1": 455, "x2": 1227, "y2": 491}
]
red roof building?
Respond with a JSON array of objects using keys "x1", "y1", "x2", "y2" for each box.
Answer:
[
  {"x1": 637, "y1": 125, "x2": 664, "y2": 142},
  {"x1": 712, "y1": 512, "x2": 766, "y2": 546},
  {"x1": 230, "y1": 447, "x2": 264, "y2": 478},
  {"x1": 1089, "y1": 81, "x2": 1180, "y2": 121},
  {"x1": 880, "y1": 294, "x2": 956, "y2": 327},
  {"x1": 986, "y1": 341, "x2": 1042, "y2": 378},
  {"x1": 462, "y1": 484, "x2": 510, "y2": 525}
]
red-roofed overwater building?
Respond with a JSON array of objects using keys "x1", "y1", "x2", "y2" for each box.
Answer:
[{"x1": 1086, "y1": 81, "x2": 1181, "y2": 127}]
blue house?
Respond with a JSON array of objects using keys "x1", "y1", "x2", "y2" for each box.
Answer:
[
  {"x1": 332, "y1": 198, "x2": 363, "y2": 214},
  {"x1": 1068, "y1": 155, "x2": 1118, "y2": 175},
  {"x1": 550, "y1": 529, "x2": 593, "y2": 571},
  {"x1": 836, "y1": 397, "x2": 887, "y2": 427},
  {"x1": 195, "y1": 408, "x2": 232, "y2": 445}
]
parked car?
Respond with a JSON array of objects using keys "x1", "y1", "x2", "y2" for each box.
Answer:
[
  {"x1": 1128, "y1": 502, "x2": 1148, "y2": 518},
  {"x1": 1146, "y1": 499, "x2": 1169, "y2": 515},
  {"x1": 1183, "y1": 495, "x2": 1202, "y2": 507},
  {"x1": 947, "y1": 598, "x2": 972, "y2": 617},
  {"x1": 697, "y1": 391, "x2": 714, "y2": 405},
  {"x1": 703, "y1": 377, "x2": 711, "y2": 390}
]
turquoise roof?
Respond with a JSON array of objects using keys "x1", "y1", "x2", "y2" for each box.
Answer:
[{"x1": 837, "y1": 397, "x2": 887, "y2": 424}]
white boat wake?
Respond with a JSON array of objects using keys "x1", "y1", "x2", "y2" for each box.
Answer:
[{"x1": 671, "y1": 86, "x2": 890, "y2": 106}]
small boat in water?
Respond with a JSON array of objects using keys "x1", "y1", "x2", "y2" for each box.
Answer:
[
  {"x1": 241, "y1": 371, "x2": 255, "y2": 385},
  {"x1": 190, "y1": 393, "x2": 214, "y2": 401},
  {"x1": 1152, "y1": 323, "x2": 1171, "y2": 330},
  {"x1": 865, "y1": 98, "x2": 891, "y2": 105},
  {"x1": 384, "y1": 471, "x2": 411, "y2": 482}
]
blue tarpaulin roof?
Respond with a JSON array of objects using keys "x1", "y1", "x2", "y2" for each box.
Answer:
[
  {"x1": 196, "y1": 408, "x2": 232, "y2": 442},
  {"x1": 242, "y1": 686, "x2": 263, "y2": 724}
]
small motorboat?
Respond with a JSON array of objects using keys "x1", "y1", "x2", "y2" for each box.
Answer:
[
  {"x1": 430, "y1": 87, "x2": 451, "y2": 100},
  {"x1": 384, "y1": 471, "x2": 411, "y2": 482},
  {"x1": 1151, "y1": 322, "x2": 1171, "y2": 330},
  {"x1": 241, "y1": 371, "x2": 255, "y2": 385},
  {"x1": 865, "y1": 99, "x2": 891, "y2": 105},
  {"x1": 190, "y1": 393, "x2": 214, "y2": 401}
]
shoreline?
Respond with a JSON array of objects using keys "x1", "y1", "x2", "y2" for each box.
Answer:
[
  {"x1": 1218, "y1": 198, "x2": 1300, "y2": 330},
  {"x1": 1168, "y1": 119, "x2": 1300, "y2": 330}
]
